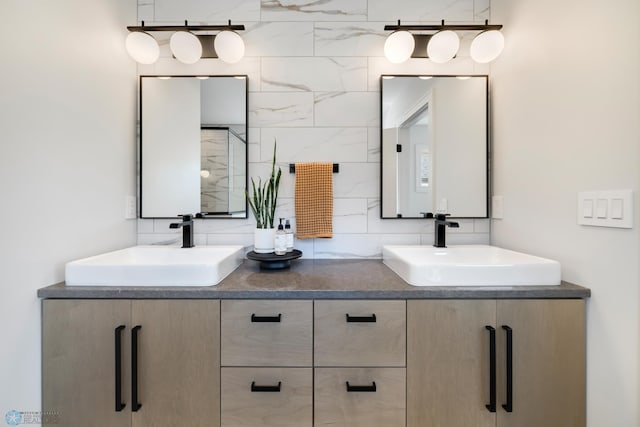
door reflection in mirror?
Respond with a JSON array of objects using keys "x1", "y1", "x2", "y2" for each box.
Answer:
[{"x1": 381, "y1": 75, "x2": 488, "y2": 219}]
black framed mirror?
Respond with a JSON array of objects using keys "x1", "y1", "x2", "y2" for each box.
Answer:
[
  {"x1": 140, "y1": 75, "x2": 248, "y2": 219},
  {"x1": 380, "y1": 75, "x2": 488, "y2": 219}
]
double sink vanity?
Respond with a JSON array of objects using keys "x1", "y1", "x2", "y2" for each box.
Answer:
[
  {"x1": 38, "y1": 72, "x2": 588, "y2": 426},
  {"x1": 39, "y1": 245, "x2": 589, "y2": 427}
]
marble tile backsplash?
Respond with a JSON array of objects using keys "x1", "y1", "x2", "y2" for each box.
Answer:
[{"x1": 136, "y1": 0, "x2": 491, "y2": 258}]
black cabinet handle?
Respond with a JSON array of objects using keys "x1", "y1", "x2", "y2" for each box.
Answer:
[
  {"x1": 131, "y1": 325, "x2": 142, "y2": 412},
  {"x1": 345, "y1": 313, "x2": 377, "y2": 323},
  {"x1": 485, "y1": 325, "x2": 496, "y2": 413},
  {"x1": 346, "y1": 381, "x2": 377, "y2": 392},
  {"x1": 251, "y1": 313, "x2": 282, "y2": 322},
  {"x1": 251, "y1": 381, "x2": 281, "y2": 392},
  {"x1": 114, "y1": 325, "x2": 126, "y2": 412},
  {"x1": 502, "y1": 325, "x2": 513, "y2": 413}
]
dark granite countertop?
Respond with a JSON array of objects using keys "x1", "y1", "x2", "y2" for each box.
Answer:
[{"x1": 37, "y1": 259, "x2": 591, "y2": 300}]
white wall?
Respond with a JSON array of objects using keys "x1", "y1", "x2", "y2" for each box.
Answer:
[
  {"x1": 490, "y1": 0, "x2": 640, "y2": 425},
  {"x1": 136, "y1": 0, "x2": 494, "y2": 255},
  {"x1": 0, "y1": 0, "x2": 137, "y2": 420}
]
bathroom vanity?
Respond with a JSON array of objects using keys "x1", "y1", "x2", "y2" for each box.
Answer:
[{"x1": 38, "y1": 260, "x2": 589, "y2": 427}]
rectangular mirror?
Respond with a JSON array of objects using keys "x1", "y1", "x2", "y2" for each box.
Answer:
[
  {"x1": 140, "y1": 75, "x2": 248, "y2": 218},
  {"x1": 381, "y1": 75, "x2": 488, "y2": 219}
]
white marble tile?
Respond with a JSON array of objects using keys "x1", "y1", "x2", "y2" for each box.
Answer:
[
  {"x1": 137, "y1": 0, "x2": 154, "y2": 22},
  {"x1": 243, "y1": 22, "x2": 314, "y2": 57},
  {"x1": 262, "y1": 57, "x2": 367, "y2": 92},
  {"x1": 248, "y1": 161, "x2": 295, "y2": 197},
  {"x1": 261, "y1": 0, "x2": 367, "y2": 22},
  {"x1": 367, "y1": 127, "x2": 380, "y2": 162},
  {"x1": 248, "y1": 127, "x2": 261, "y2": 163},
  {"x1": 137, "y1": 233, "x2": 181, "y2": 245},
  {"x1": 138, "y1": 57, "x2": 261, "y2": 92},
  {"x1": 314, "y1": 233, "x2": 419, "y2": 258},
  {"x1": 474, "y1": 0, "x2": 491, "y2": 21},
  {"x1": 446, "y1": 219, "x2": 475, "y2": 233},
  {"x1": 334, "y1": 163, "x2": 379, "y2": 198},
  {"x1": 367, "y1": 57, "x2": 486, "y2": 91},
  {"x1": 314, "y1": 22, "x2": 387, "y2": 57},
  {"x1": 260, "y1": 128, "x2": 368, "y2": 162},
  {"x1": 249, "y1": 92, "x2": 314, "y2": 127},
  {"x1": 368, "y1": 0, "x2": 474, "y2": 22},
  {"x1": 206, "y1": 233, "x2": 254, "y2": 248},
  {"x1": 137, "y1": 219, "x2": 154, "y2": 234},
  {"x1": 154, "y1": 0, "x2": 260, "y2": 22},
  {"x1": 314, "y1": 92, "x2": 379, "y2": 127},
  {"x1": 292, "y1": 237, "x2": 315, "y2": 258},
  {"x1": 197, "y1": 218, "x2": 257, "y2": 234},
  {"x1": 474, "y1": 218, "x2": 491, "y2": 233},
  {"x1": 424, "y1": 232, "x2": 490, "y2": 245},
  {"x1": 367, "y1": 199, "x2": 432, "y2": 234},
  {"x1": 333, "y1": 199, "x2": 368, "y2": 233}
]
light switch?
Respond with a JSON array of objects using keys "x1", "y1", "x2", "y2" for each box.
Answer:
[
  {"x1": 578, "y1": 189, "x2": 633, "y2": 228},
  {"x1": 611, "y1": 198, "x2": 624, "y2": 219},
  {"x1": 582, "y1": 199, "x2": 594, "y2": 218},
  {"x1": 492, "y1": 196, "x2": 504, "y2": 220},
  {"x1": 596, "y1": 199, "x2": 608, "y2": 218}
]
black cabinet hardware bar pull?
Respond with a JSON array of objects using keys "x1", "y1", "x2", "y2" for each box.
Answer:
[
  {"x1": 502, "y1": 325, "x2": 513, "y2": 413},
  {"x1": 346, "y1": 381, "x2": 377, "y2": 392},
  {"x1": 485, "y1": 325, "x2": 496, "y2": 413},
  {"x1": 251, "y1": 313, "x2": 282, "y2": 322},
  {"x1": 345, "y1": 313, "x2": 377, "y2": 322},
  {"x1": 131, "y1": 325, "x2": 142, "y2": 412},
  {"x1": 114, "y1": 325, "x2": 126, "y2": 412},
  {"x1": 251, "y1": 381, "x2": 281, "y2": 392}
]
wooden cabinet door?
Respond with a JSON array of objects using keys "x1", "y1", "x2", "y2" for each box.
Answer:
[
  {"x1": 131, "y1": 300, "x2": 220, "y2": 427},
  {"x1": 43, "y1": 300, "x2": 132, "y2": 427},
  {"x1": 407, "y1": 300, "x2": 496, "y2": 427},
  {"x1": 496, "y1": 299, "x2": 586, "y2": 427}
]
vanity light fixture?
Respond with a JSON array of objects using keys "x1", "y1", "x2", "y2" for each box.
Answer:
[
  {"x1": 126, "y1": 20, "x2": 246, "y2": 65},
  {"x1": 383, "y1": 20, "x2": 504, "y2": 64}
]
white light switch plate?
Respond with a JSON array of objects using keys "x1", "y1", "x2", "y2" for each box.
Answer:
[{"x1": 578, "y1": 190, "x2": 633, "y2": 228}]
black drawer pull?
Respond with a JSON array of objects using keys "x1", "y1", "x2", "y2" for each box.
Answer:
[
  {"x1": 346, "y1": 381, "x2": 377, "y2": 392},
  {"x1": 485, "y1": 325, "x2": 496, "y2": 413},
  {"x1": 251, "y1": 381, "x2": 281, "y2": 392},
  {"x1": 131, "y1": 325, "x2": 142, "y2": 412},
  {"x1": 251, "y1": 313, "x2": 282, "y2": 322},
  {"x1": 345, "y1": 313, "x2": 377, "y2": 323},
  {"x1": 502, "y1": 325, "x2": 513, "y2": 413},
  {"x1": 114, "y1": 325, "x2": 126, "y2": 412}
]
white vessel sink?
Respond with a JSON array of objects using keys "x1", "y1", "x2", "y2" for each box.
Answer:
[
  {"x1": 65, "y1": 245, "x2": 244, "y2": 286},
  {"x1": 382, "y1": 245, "x2": 561, "y2": 287}
]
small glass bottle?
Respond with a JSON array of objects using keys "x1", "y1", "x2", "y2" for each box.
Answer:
[
  {"x1": 274, "y1": 219, "x2": 287, "y2": 255},
  {"x1": 285, "y1": 219, "x2": 294, "y2": 252}
]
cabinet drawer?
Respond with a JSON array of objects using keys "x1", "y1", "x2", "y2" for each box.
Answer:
[
  {"x1": 221, "y1": 367, "x2": 312, "y2": 427},
  {"x1": 221, "y1": 300, "x2": 312, "y2": 366},
  {"x1": 315, "y1": 367, "x2": 406, "y2": 427},
  {"x1": 314, "y1": 300, "x2": 406, "y2": 366}
]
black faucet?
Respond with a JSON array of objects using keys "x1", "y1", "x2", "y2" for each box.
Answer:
[
  {"x1": 434, "y1": 213, "x2": 459, "y2": 248},
  {"x1": 169, "y1": 214, "x2": 194, "y2": 248}
]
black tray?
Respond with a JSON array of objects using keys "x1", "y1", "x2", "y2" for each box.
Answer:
[{"x1": 246, "y1": 249, "x2": 303, "y2": 270}]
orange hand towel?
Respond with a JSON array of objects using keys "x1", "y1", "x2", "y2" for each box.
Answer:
[{"x1": 294, "y1": 162, "x2": 334, "y2": 239}]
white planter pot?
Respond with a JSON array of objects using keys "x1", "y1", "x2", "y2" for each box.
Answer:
[{"x1": 254, "y1": 228, "x2": 276, "y2": 253}]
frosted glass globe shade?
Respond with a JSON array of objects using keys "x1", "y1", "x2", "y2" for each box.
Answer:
[
  {"x1": 214, "y1": 31, "x2": 245, "y2": 64},
  {"x1": 170, "y1": 31, "x2": 202, "y2": 64},
  {"x1": 470, "y1": 30, "x2": 505, "y2": 63},
  {"x1": 384, "y1": 31, "x2": 415, "y2": 64},
  {"x1": 427, "y1": 30, "x2": 460, "y2": 63},
  {"x1": 125, "y1": 32, "x2": 159, "y2": 64}
]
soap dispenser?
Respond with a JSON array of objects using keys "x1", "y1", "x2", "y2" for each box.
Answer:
[
  {"x1": 274, "y1": 218, "x2": 287, "y2": 255},
  {"x1": 284, "y1": 219, "x2": 294, "y2": 252}
]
